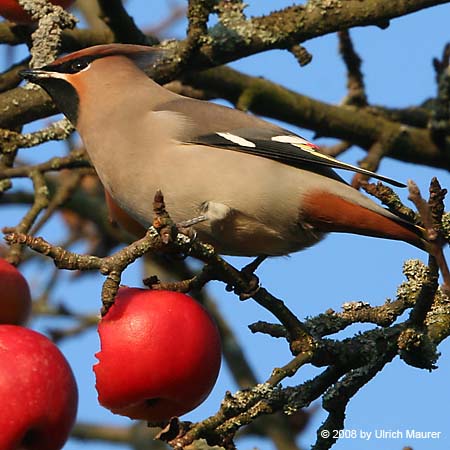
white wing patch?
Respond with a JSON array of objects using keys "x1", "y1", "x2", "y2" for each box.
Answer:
[
  {"x1": 272, "y1": 135, "x2": 313, "y2": 146},
  {"x1": 217, "y1": 132, "x2": 256, "y2": 148},
  {"x1": 272, "y1": 135, "x2": 404, "y2": 186},
  {"x1": 272, "y1": 134, "x2": 330, "y2": 155}
]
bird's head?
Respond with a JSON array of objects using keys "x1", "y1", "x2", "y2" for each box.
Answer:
[{"x1": 20, "y1": 44, "x2": 165, "y2": 125}]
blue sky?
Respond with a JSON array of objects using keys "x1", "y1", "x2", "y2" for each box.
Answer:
[{"x1": 1, "y1": 1, "x2": 449, "y2": 449}]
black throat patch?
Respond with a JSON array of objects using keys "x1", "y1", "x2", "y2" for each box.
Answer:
[{"x1": 36, "y1": 77, "x2": 80, "y2": 126}]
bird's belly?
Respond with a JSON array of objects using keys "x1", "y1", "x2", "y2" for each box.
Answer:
[
  {"x1": 106, "y1": 179, "x2": 323, "y2": 256},
  {"x1": 92, "y1": 142, "x2": 326, "y2": 256},
  {"x1": 192, "y1": 207, "x2": 323, "y2": 256}
]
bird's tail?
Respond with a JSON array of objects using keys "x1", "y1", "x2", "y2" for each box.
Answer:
[
  {"x1": 391, "y1": 219, "x2": 430, "y2": 253},
  {"x1": 302, "y1": 189, "x2": 428, "y2": 249},
  {"x1": 302, "y1": 188, "x2": 450, "y2": 287}
]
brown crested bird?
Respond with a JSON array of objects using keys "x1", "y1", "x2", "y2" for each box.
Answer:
[{"x1": 20, "y1": 44, "x2": 448, "y2": 284}]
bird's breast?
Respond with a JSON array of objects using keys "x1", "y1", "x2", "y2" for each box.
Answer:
[{"x1": 188, "y1": 202, "x2": 322, "y2": 256}]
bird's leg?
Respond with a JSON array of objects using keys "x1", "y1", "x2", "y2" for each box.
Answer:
[
  {"x1": 177, "y1": 215, "x2": 208, "y2": 228},
  {"x1": 242, "y1": 255, "x2": 267, "y2": 277},
  {"x1": 175, "y1": 215, "x2": 209, "y2": 245}
]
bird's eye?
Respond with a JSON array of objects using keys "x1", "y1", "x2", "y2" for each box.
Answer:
[{"x1": 69, "y1": 60, "x2": 89, "y2": 73}]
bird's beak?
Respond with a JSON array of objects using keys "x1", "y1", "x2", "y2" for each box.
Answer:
[{"x1": 19, "y1": 69, "x2": 54, "y2": 83}]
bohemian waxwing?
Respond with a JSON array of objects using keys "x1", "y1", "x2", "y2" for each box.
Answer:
[{"x1": 20, "y1": 44, "x2": 432, "y2": 258}]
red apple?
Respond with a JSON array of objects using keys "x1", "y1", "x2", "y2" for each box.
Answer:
[
  {"x1": 0, "y1": 325, "x2": 78, "y2": 450},
  {"x1": 94, "y1": 287, "x2": 222, "y2": 422},
  {"x1": 0, "y1": 258, "x2": 32, "y2": 325},
  {"x1": 0, "y1": 0, "x2": 75, "y2": 24}
]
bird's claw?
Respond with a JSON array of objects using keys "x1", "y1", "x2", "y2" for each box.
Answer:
[
  {"x1": 225, "y1": 256, "x2": 265, "y2": 300},
  {"x1": 238, "y1": 274, "x2": 261, "y2": 300},
  {"x1": 225, "y1": 275, "x2": 260, "y2": 300}
]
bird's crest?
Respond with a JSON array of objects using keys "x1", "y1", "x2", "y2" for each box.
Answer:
[{"x1": 43, "y1": 44, "x2": 166, "y2": 72}]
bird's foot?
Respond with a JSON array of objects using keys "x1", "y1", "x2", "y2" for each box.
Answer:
[
  {"x1": 171, "y1": 215, "x2": 204, "y2": 244},
  {"x1": 176, "y1": 215, "x2": 208, "y2": 241},
  {"x1": 231, "y1": 256, "x2": 267, "y2": 300},
  {"x1": 177, "y1": 215, "x2": 208, "y2": 229}
]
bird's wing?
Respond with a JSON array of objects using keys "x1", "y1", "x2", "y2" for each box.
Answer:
[
  {"x1": 155, "y1": 98, "x2": 405, "y2": 188},
  {"x1": 191, "y1": 129, "x2": 404, "y2": 188}
]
